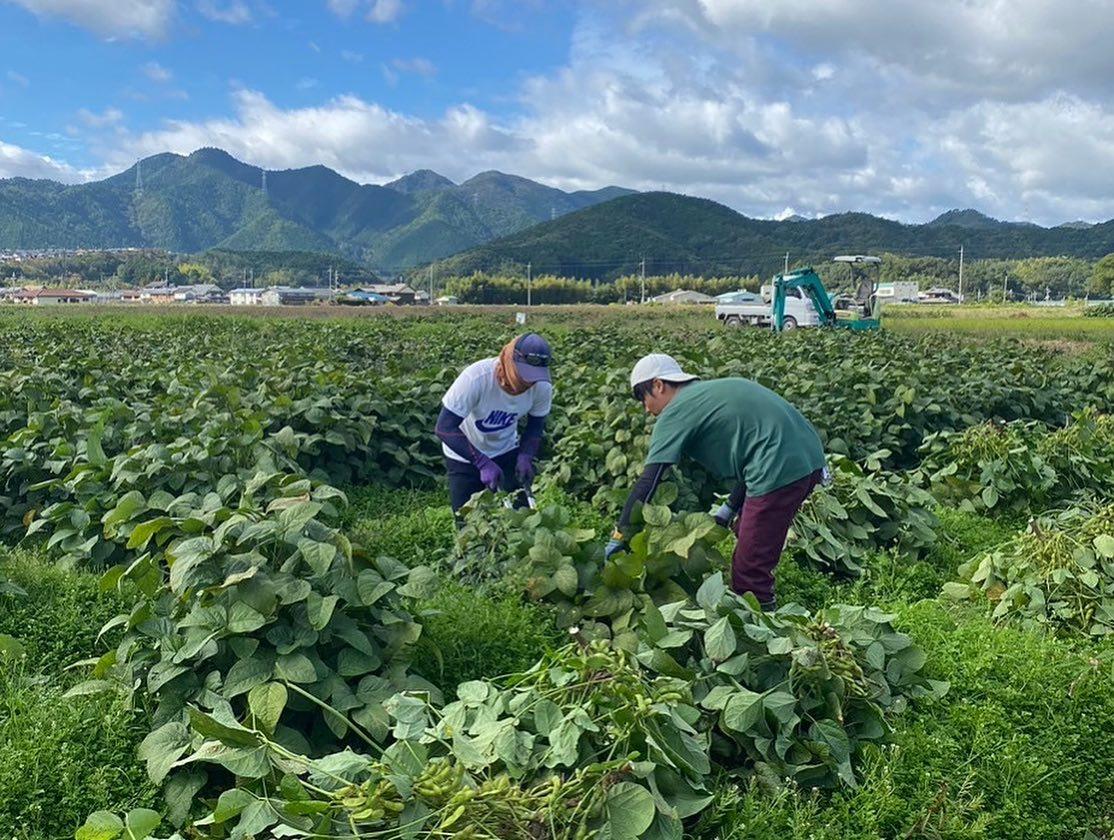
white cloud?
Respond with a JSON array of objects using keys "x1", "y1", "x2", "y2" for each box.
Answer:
[
  {"x1": 811, "y1": 63, "x2": 833, "y2": 82},
  {"x1": 391, "y1": 57, "x2": 436, "y2": 77},
  {"x1": 367, "y1": 0, "x2": 401, "y2": 23},
  {"x1": 196, "y1": 0, "x2": 251, "y2": 24},
  {"x1": 142, "y1": 61, "x2": 172, "y2": 82},
  {"x1": 325, "y1": 0, "x2": 358, "y2": 16},
  {"x1": 295, "y1": 77, "x2": 318, "y2": 91},
  {"x1": 6, "y1": 70, "x2": 30, "y2": 88},
  {"x1": 3, "y1": 0, "x2": 175, "y2": 38},
  {"x1": 325, "y1": 0, "x2": 401, "y2": 22},
  {"x1": 77, "y1": 107, "x2": 124, "y2": 127},
  {"x1": 111, "y1": 89, "x2": 523, "y2": 184},
  {"x1": 0, "y1": 138, "x2": 92, "y2": 181},
  {"x1": 340, "y1": 49, "x2": 364, "y2": 63},
  {"x1": 632, "y1": 0, "x2": 1114, "y2": 106}
]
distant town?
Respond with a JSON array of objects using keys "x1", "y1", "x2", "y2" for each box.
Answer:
[{"x1": 0, "y1": 281, "x2": 452, "y2": 307}]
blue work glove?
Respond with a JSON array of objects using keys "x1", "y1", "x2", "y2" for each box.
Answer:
[
  {"x1": 604, "y1": 534, "x2": 628, "y2": 561},
  {"x1": 713, "y1": 502, "x2": 740, "y2": 529},
  {"x1": 515, "y1": 451, "x2": 535, "y2": 485},
  {"x1": 474, "y1": 454, "x2": 503, "y2": 491}
]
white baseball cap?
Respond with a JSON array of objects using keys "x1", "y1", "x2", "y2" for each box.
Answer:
[{"x1": 629, "y1": 353, "x2": 700, "y2": 390}]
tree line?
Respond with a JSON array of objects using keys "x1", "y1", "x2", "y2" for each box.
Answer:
[{"x1": 3, "y1": 248, "x2": 1113, "y2": 300}]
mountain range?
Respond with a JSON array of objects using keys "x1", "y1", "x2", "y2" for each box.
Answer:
[
  {"x1": 431, "y1": 193, "x2": 1114, "y2": 280},
  {"x1": 0, "y1": 148, "x2": 633, "y2": 268},
  {"x1": 1, "y1": 148, "x2": 1112, "y2": 276}
]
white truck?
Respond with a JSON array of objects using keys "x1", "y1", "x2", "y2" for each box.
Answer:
[{"x1": 714, "y1": 285, "x2": 819, "y2": 330}]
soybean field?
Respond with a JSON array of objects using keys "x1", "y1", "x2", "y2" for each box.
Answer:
[{"x1": 0, "y1": 307, "x2": 1112, "y2": 840}]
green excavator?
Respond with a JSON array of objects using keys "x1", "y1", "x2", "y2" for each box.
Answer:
[{"x1": 771, "y1": 255, "x2": 883, "y2": 332}]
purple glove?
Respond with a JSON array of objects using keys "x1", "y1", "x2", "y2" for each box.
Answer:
[
  {"x1": 515, "y1": 451, "x2": 535, "y2": 485},
  {"x1": 475, "y1": 454, "x2": 503, "y2": 491}
]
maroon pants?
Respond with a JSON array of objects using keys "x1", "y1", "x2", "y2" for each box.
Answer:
[{"x1": 732, "y1": 469, "x2": 822, "y2": 606}]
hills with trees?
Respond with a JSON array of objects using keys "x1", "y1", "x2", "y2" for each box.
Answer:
[
  {"x1": 0, "y1": 148, "x2": 633, "y2": 268},
  {"x1": 429, "y1": 192, "x2": 1114, "y2": 283}
]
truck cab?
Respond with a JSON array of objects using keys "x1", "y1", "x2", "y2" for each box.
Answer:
[{"x1": 715, "y1": 286, "x2": 818, "y2": 330}]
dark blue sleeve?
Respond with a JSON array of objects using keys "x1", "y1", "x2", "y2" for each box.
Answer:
[
  {"x1": 519, "y1": 413, "x2": 546, "y2": 458},
  {"x1": 435, "y1": 407, "x2": 481, "y2": 464},
  {"x1": 617, "y1": 462, "x2": 672, "y2": 535}
]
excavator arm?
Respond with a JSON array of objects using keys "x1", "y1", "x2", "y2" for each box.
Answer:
[
  {"x1": 772, "y1": 269, "x2": 838, "y2": 330},
  {"x1": 771, "y1": 266, "x2": 881, "y2": 332}
]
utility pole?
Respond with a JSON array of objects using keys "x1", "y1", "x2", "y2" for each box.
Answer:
[
  {"x1": 784, "y1": 252, "x2": 789, "y2": 273},
  {"x1": 428, "y1": 263, "x2": 433, "y2": 303},
  {"x1": 958, "y1": 243, "x2": 966, "y2": 303},
  {"x1": 639, "y1": 258, "x2": 646, "y2": 303},
  {"x1": 526, "y1": 262, "x2": 532, "y2": 307}
]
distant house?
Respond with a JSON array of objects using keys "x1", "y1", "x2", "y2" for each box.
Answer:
[
  {"x1": 435, "y1": 295, "x2": 460, "y2": 306},
  {"x1": 361, "y1": 283, "x2": 417, "y2": 304},
  {"x1": 919, "y1": 287, "x2": 960, "y2": 304},
  {"x1": 172, "y1": 284, "x2": 224, "y2": 303},
  {"x1": 260, "y1": 286, "x2": 336, "y2": 306},
  {"x1": 8, "y1": 288, "x2": 94, "y2": 305},
  {"x1": 339, "y1": 289, "x2": 390, "y2": 306},
  {"x1": 139, "y1": 286, "x2": 178, "y2": 304},
  {"x1": 229, "y1": 288, "x2": 265, "y2": 306},
  {"x1": 647, "y1": 289, "x2": 717, "y2": 305}
]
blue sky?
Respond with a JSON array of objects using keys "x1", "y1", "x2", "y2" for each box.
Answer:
[
  {"x1": 0, "y1": 1, "x2": 575, "y2": 158},
  {"x1": 2, "y1": 0, "x2": 1113, "y2": 225}
]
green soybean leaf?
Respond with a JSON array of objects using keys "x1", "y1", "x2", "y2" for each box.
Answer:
[
  {"x1": 605, "y1": 782, "x2": 656, "y2": 839},
  {"x1": 248, "y1": 682, "x2": 288, "y2": 733},
  {"x1": 76, "y1": 811, "x2": 124, "y2": 840}
]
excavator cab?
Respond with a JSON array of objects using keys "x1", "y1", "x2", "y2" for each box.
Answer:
[{"x1": 833, "y1": 254, "x2": 883, "y2": 321}]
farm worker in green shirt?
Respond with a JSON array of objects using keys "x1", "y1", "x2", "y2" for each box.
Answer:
[{"x1": 605, "y1": 353, "x2": 826, "y2": 610}]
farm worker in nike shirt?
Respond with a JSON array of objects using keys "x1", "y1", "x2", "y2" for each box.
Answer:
[
  {"x1": 605, "y1": 353, "x2": 826, "y2": 611},
  {"x1": 435, "y1": 333, "x2": 553, "y2": 513}
]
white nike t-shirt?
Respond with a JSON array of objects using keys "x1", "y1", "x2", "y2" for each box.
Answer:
[{"x1": 441, "y1": 358, "x2": 553, "y2": 462}]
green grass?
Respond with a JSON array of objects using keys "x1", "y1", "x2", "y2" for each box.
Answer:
[
  {"x1": 775, "y1": 507, "x2": 1018, "y2": 612},
  {"x1": 693, "y1": 602, "x2": 1114, "y2": 839},
  {"x1": 0, "y1": 666, "x2": 157, "y2": 840},
  {"x1": 412, "y1": 581, "x2": 563, "y2": 696},
  {"x1": 341, "y1": 484, "x2": 446, "y2": 524},
  {"x1": 0, "y1": 548, "x2": 156, "y2": 840},
  {"x1": 0, "y1": 546, "x2": 131, "y2": 680},
  {"x1": 885, "y1": 305, "x2": 1114, "y2": 342},
  {"x1": 343, "y1": 484, "x2": 457, "y2": 567}
]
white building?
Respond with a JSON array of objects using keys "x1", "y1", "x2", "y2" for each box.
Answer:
[
  {"x1": 260, "y1": 286, "x2": 335, "y2": 306},
  {"x1": 647, "y1": 289, "x2": 717, "y2": 304},
  {"x1": 172, "y1": 284, "x2": 224, "y2": 303},
  {"x1": 229, "y1": 288, "x2": 266, "y2": 306},
  {"x1": 8, "y1": 288, "x2": 94, "y2": 305},
  {"x1": 876, "y1": 282, "x2": 919, "y2": 303}
]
